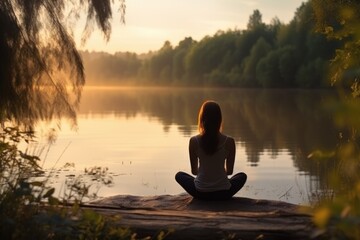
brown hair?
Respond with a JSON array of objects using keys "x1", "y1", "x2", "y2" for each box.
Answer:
[{"x1": 198, "y1": 101, "x2": 222, "y2": 154}]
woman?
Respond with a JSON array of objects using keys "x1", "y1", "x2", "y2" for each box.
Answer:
[{"x1": 175, "y1": 100, "x2": 247, "y2": 200}]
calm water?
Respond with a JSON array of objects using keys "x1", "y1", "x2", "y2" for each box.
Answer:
[{"x1": 37, "y1": 87, "x2": 340, "y2": 205}]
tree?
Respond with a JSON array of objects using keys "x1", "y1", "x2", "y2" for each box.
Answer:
[
  {"x1": 278, "y1": 46, "x2": 298, "y2": 87},
  {"x1": 295, "y1": 57, "x2": 327, "y2": 88},
  {"x1": 148, "y1": 41, "x2": 174, "y2": 83},
  {"x1": 0, "y1": 0, "x2": 126, "y2": 126},
  {"x1": 256, "y1": 50, "x2": 282, "y2": 88},
  {"x1": 172, "y1": 37, "x2": 195, "y2": 83},
  {"x1": 312, "y1": 0, "x2": 360, "y2": 95},
  {"x1": 247, "y1": 9, "x2": 264, "y2": 30},
  {"x1": 241, "y1": 37, "x2": 271, "y2": 87},
  {"x1": 309, "y1": 1, "x2": 360, "y2": 239}
]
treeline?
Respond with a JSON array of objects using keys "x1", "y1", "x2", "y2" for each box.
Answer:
[{"x1": 82, "y1": 1, "x2": 339, "y2": 88}]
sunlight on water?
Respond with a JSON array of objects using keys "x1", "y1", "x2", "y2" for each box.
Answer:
[
  {"x1": 34, "y1": 87, "x2": 339, "y2": 205},
  {"x1": 37, "y1": 114, "x2": 310, "y2": 204},
  {"x1": 38, "y1": 115, "x2": 187, "y2": 195}
]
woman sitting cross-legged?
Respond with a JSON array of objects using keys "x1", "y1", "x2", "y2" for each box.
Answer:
[{"x1": 175, "y1": 100, "x2": 247, "y2": 201}]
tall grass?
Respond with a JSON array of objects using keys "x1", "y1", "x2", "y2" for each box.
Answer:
[
  {"x1": 309, "y1": 99, "x2": 360, "y2": 239},
  {"x1": 0, "y1": 126, "x2": 156, "y2": 239}
]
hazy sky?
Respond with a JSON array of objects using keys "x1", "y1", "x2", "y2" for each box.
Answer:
[{"x1": 75, "y1": 0, "x2": 305, "y2": 54}]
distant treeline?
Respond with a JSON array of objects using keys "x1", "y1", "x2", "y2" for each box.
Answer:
[{"x1": 81, "y1": 1, "x2": 339, "y2": 88}]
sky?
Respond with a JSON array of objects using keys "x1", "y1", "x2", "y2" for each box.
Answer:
[{"x1": 75, "y1": 0, "x2": 305, "y2": 54}]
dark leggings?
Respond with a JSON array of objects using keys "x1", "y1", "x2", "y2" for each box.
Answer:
[{"x1": 175, "y1": 171, "x2": 247, "y2": 201}]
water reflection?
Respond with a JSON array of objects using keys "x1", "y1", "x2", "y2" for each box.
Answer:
[{"x1": 80, "y1": 87, "x2": 340, "y2": 194}]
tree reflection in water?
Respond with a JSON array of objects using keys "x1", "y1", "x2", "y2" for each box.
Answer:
[{"x1": 80, "y1": 87, "x2": 340, "y2": 195}]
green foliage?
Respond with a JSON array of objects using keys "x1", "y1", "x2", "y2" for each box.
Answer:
[
  {"x1": 0, "y1": 0, "x2": 126, "y2": 126},
  {"x1": 149, "y1": 41, "x2": 174, "y2": 83},
  {"x1": 0, "y1": 1, "x2": 172, "y2": 239},
  {"x1": 0, "y1": 127, "x2": 155, "y2": 240},
  {"x1": 241, "y1": 37, "x2": 271, "y2": 87},
  {"x1": 247, "y1": 9, "x2": 265, "y2": 31},
  {"x1": 278, "y1": 46, "x2": 299, "y2": 86},
  {"x1": 309, "y1": 0, "x2": 360, "y2": 238},
  {"x1": 312, "y1": 0, "x2": 360, "y2": 92},
  {"x1": 171, "y1": 37, "x2": 194, "y2": 83},
  {"x1": 310, "y1": 117, "x2": 360, "y2": 239},
  {"x1": 257, "y1": 50, "x2": 282, "y2": 88},
  {"x1": 296, "y1": 58, "x2": 328, "y2": 88},
  {"x1": 81, "y1": 1, "x2": 338, "y2": 89}
]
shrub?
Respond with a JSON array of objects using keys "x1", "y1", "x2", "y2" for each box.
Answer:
[{"x1": 0, "y1": 126, "x2": 148, "y2": 239}]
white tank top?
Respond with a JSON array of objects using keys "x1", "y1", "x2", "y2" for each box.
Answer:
[{"x1": 194, "y1": 135, "x2": 231, "y2": 192}]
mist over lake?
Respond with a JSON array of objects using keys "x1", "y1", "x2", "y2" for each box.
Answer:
[{"x1": 38, "y1": 87, "x2": 340, "y2": 205}]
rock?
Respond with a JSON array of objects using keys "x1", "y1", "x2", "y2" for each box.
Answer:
[{"x1": 85, "y1": 194, "x2": 314, "y2": 240}]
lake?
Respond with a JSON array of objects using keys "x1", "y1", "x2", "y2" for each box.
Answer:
[{"x1": 37, "y1": 87, "x2": 340, "y2": 205}]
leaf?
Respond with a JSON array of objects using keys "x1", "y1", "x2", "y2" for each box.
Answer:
[
  {"x1": 48, "y1": 196, "x2": 59, "y2": 205},
  {"x1": 313, "y1": 207, "x2": 331, "y2": 228}
]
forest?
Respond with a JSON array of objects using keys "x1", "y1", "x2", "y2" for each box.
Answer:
[
  {"x1": 1, "y1": 0, "x2": 360, "y2": 239},
  {"x1": 82, "y1": 1, "x2": 339, "y2": 88}
]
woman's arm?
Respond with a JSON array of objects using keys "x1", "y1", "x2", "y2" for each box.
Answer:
[
  {"x1": 225, "y1": 137, "x2": 236, "y2": 175},
  {"x1": 189, "y1": 137, "x2": 199, "y2": 175}
]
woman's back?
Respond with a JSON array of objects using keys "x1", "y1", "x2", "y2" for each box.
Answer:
[{"x1": 193, "y1": 135, "x2": 232, "y2": 192}]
